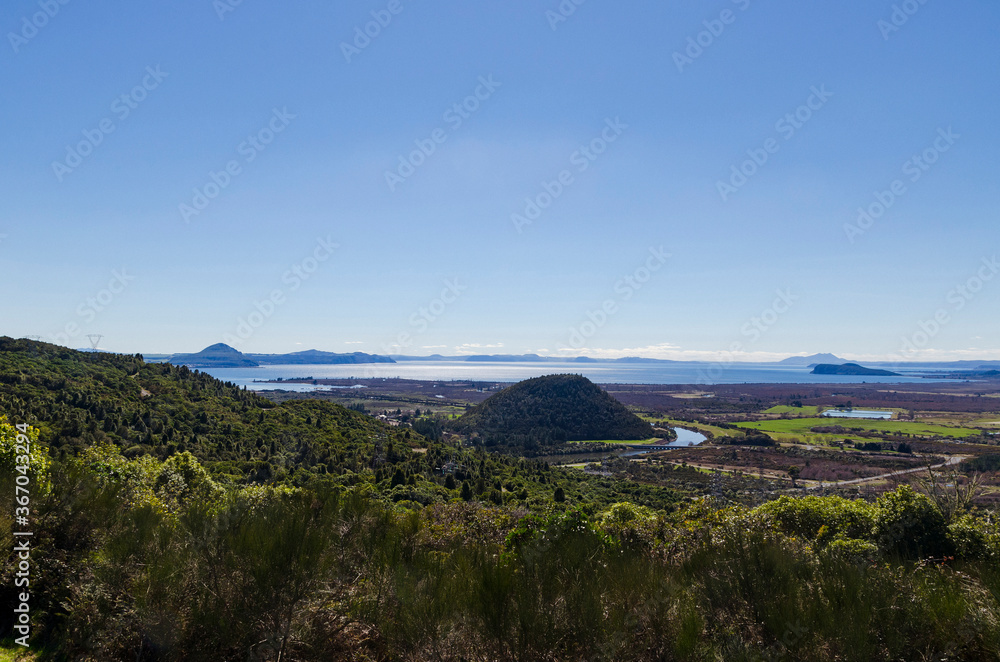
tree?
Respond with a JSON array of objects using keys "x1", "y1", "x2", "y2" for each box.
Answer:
[
  {"x1": 915, "y1": 467, "x2": 983, "y2": 522},
  {"x1": 460, "y1": 481, "x2": 472, "y2": 501},
  {"x1": 787, "y1": 465, "x2": 801, "y2": 487},
  {"x1": 554, "y1": 486, "x2": 565, "y2": 502}
]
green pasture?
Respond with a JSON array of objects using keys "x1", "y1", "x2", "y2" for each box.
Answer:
[
  {"x1": 762, "y1": 405, "x2": 823, "y2": 416},
  {"x1": 735, "y1": 417, "x2": 979, "y2": 439}
]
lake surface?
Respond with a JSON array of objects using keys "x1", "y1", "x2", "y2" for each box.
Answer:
[
  {"x1": 202, "y1": 361, "x2": 943, "y2": 387},
  {"x1": 822, "y1": 409, "x2": 894, "y2": 420},
  {"x1": 667, "y1": 427, "x2": 708, "y2": 447}
]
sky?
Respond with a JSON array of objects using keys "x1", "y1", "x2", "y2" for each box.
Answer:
[{"x1": 2, "y1": 0, "x2": 998, "y2": 362}]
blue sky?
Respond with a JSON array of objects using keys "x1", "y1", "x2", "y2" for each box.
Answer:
[{"x1": 2, "y1": 0, "x2": 998, "y2": 361}]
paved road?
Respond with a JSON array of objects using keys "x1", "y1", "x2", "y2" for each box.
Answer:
[{"x1": 803, "y1": 455, "x2": 966, "y2": 490}]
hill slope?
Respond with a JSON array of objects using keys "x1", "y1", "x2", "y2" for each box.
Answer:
[{"x1": 454, "y1": 374, "x2": 651, "y2": 448}]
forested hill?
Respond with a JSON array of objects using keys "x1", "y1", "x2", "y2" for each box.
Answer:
[
  {"x1": 0, "y1": 337, "x2": 416, "y2": 484},
  {"x1": 454, "y1": 374, "x2": 652, "y2": 447}
]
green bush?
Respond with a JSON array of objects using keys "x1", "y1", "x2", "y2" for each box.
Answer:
[
  {"x1": 821, "y1": 536, "x2": 880, "y2": 566},
  {"x1": 756, "y1": 494, "x2": 876, "y2": 543},
  {"x1": 948, "y1": 514, "x2": 999, "y2": 561},
  {"x1": 873, "y1": 486, "x2": 951, "y2": 558}
]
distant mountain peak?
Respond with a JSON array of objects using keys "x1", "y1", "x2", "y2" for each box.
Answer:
[
  {"x1": 779, "y1": 353, "x2": 846, "y2": 366},
  {"x1": 170, "y1": 343, "x2": 258, "y2": 368},
  {"x1": 203, "y1": 343, "x2": 241, "y2": 353}
]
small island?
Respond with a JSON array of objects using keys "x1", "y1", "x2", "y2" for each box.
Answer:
[{"x1": 811, "y1": 363, "x2": 900, "y2": 376}]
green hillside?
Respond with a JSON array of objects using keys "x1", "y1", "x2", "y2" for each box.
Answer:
[
  {"x1": 453, "y1": 374, "x2": 652, "y2": 448},
  {"x1": 0, "y1": 337, "x2": 409, "y2": 485},
  {"x1": 0, "y1": 338, "x2": 674, "y2": 507}
]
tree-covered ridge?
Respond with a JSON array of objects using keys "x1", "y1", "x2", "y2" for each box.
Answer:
[
  {"x1": 453, "y1": 374, "x2": 652, "y2": 448},
  {"x1": 0, "y1": 337, "x2": 417, "y2": 485},
  {"x1": 0, "y1": 338, "x2": 678, "y2": 510}
]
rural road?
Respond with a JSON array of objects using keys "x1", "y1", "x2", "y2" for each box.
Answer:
[{"x1": 804, "y1": 454, "x2": 966, "y2": 490}]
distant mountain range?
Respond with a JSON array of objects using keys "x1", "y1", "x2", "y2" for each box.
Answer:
[
  {"x1": 869, "y1": 360, "x2": 1000, "y2": 370},
  {"x1": 162, "y1": 344, "x2": 396, "y2": 369},
  {"x1": 144, "y1": 346, "x2": 1000, "y2": 370},
  {"x1": 249, "y1": 349, "x2": 396, "y2": 366}
]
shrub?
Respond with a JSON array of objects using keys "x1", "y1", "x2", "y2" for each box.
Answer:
[
  {"x1": 873, "y1": 486, "x2": 951, "y2": 558},
  {"x1": 948, "y1": 514, "x2": 999, "y2": 561},
  {"x1": 756, "y1": 495, "x2": 875, "y2": 543},
  {"x1": 821, "y1": 537, "x2": 880, "y2": 566}
]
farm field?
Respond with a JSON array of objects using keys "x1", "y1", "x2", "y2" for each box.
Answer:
[
  {"x1": 734, "y1": 416, "x2": 981, "y2": 439},
  {"x1": 762, "y1": 404, "x2": 823, "y2": 415}
]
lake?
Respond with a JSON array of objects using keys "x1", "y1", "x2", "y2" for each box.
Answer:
[
  {"x1": 201, "y1": 360, "x2": 943, "y2": 388},
  {"x1": 822, "y1": 409, "x2": 894, "y2": 420}
]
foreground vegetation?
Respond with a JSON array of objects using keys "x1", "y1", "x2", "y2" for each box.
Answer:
[
  {"x1": 3, "y1": 425, "x2": 999, "y2": 660},
  {"x1": 4, "y1": 341, "x2": 1000, "y2": 659}
]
